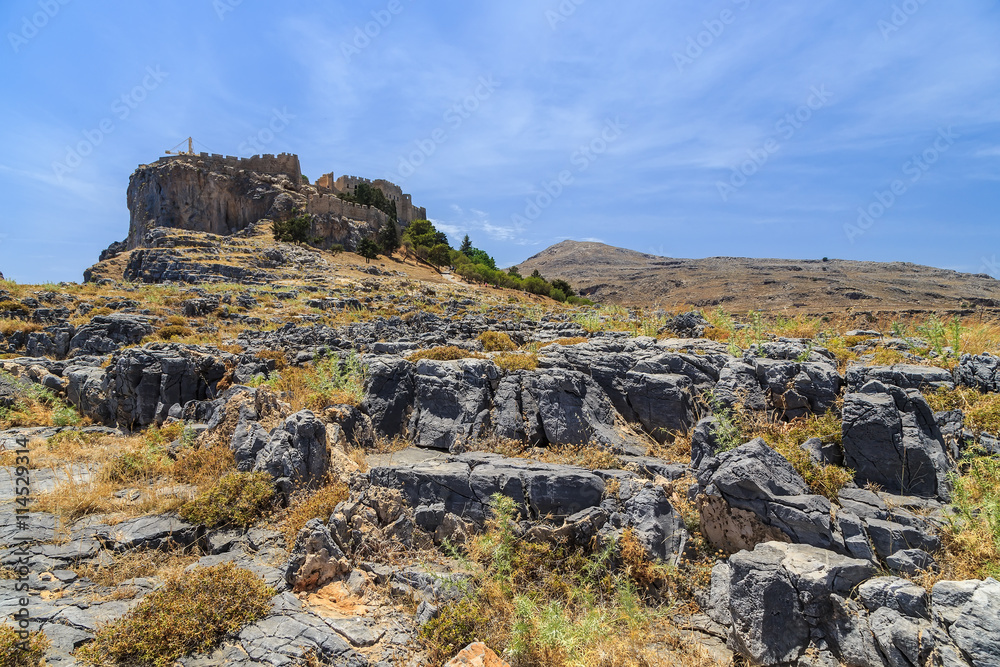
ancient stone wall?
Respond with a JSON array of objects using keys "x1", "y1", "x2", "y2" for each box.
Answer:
[
  {"x1": 151, "y1": 152, "x2": 301, "y2": 183},
  {"x1": 316, "y1": 173, "x2": 426, "y2": 224}
]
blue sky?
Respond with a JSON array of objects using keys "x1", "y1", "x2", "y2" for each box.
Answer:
[{"x1": 1, "y1": 0, "x2": 999, "y2": 284}]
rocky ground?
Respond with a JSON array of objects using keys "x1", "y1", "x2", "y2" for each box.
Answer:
[
  {"x1": 517, "y1": 240, "x2": 1000, "y2": 314},
  {"x1": 1, "y1": 227, "x2": 999, "y2": 666}
]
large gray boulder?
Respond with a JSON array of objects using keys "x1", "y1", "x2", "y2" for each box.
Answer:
[
  {"x1": 284, "y1": 518, "x2": 349, "y2": 591},
  {"x1": 713, "y1": 360, "x2": 767, "y2": 412},
  {"x1": 751, "y1": 357, "x2": 842, "y2": 419},
  {"x1": 369, "y1": 450, "x2": 606, "y2": 525},
  {"x1": 103, "y1": 343, "x2": 234, "y2": 429},
  {"x1": 842, "y1": 380, "x2": 952, "y2": 500},
  {"x1": 492, "y1": 368, "x2": 629, "y2": 449},
  {"x1": 697, "y1": 438, "x2": 837, "y2": 552},
  {"x1": 68, "y1": 314, "x2": 154, "y2": 356},
  {"x1": 408, "y1": 359, "x2": 498, "y2": 450},
  {"x1": 64, "y1": 365, "x2": 110, "y2": 423},
  {"x1": 253, "y1": 411, "x2": 330, "y2": 498},
  {"x1": 367, "y1": 449, "x2": 690, "y2": 565},
  {"x1": 361, "y1": 356, "x2": 415, "y2": 438},
  {"x1": 719, "y1": 541, "x2": 876, "y2": 666},
  {"x1": 846, "y1": 363, "x2": 955, "y2": 392},
  {"x1": 25, "y1": 323, "x2": 75, "y2": 359},
  {"x1": 930, "y1": 577, "x2": 1000, "y2": 666},
  {"x1": 955, "y1": 353, "x2": 1000, "y2": 392},
  {"x1": 620, "y1": 485, "x2": 688, "y2": 564},
  {"x1": 618, "y1": 369, "x2": 695, "y2": 443}
]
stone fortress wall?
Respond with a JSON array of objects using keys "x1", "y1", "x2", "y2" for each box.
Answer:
[
  {"x1": 153, "y1": 152, "x2": 303, "y2": 185},
  {"x1": 315, "y1": 173, "x2": 427, "y2": 224},
  {"x1": 151, "y1": 153, "x2": 425, "y2": 225},
  {"x1": 129, "y1": 151, "x2": 425, "y2": 252}
]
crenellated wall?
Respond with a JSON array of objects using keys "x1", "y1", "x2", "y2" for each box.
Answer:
[
  {"x1": 316, "y1": 172, "x2": 426, "y2": 224},
  {"x1": 127, "y1": 152, "x2": 422, "y2": 251},
  {"x1": 152, "y1": 152, "x2": 302, "y2": 183}
]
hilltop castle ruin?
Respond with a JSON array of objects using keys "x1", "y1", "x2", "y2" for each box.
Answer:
[{"x1": 125, "y1": 151, "x2": 425, "y2": 251}]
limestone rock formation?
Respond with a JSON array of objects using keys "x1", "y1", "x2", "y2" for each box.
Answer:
[{"x1": 842, "y1": 380, "x2": 953, "y2": 500}]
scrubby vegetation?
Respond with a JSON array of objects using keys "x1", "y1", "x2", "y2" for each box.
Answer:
[
  {"x1": 250, "y1": 351, "x2": 365, "y2": 410},
  {"x1": 0, "y1": 626, "x2": 50, "y2": 667},
  {"x1": 0, "y1": 371, "x2": 83, "y2": 429},
  {"x1": 76, "y1": 563, "x2": 274, "y2": 667},
  {"x1": 421, "y1": 494, "x2": 715, "y2": 666},
  {"x1": 933, "y1": 454, "x2": 1000, "y2": 582},
  {"x1": 273, "y1": 209, "x2": 318, "y2": 245},
  {"x1": 926, "y1": 386, "x2": 1000, "y2": 436},
  {"x1": 408, "y1": 346, "x2": 483, "y2": 362},
  {"x1": 179, "y1": 471, "x2": 276, "y2": 528}
]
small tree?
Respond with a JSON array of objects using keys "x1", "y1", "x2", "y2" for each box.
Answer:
[
  {"x1": 356, "y1": 238, "x2": 379, "y2": 264},
  {"x1": 460, "y1": 234, "x2": 472, "y2": 253},
  {"x1": 273, "y1": 210, "x2": 313, "y2": 244},
  {"x1": 378, "y1": 222, "x2": 400, "y2": 256},
  {"x1": 428, "y1": 243, "x2": 452, "y2": 266},
  {"x1": 550, "y1": 279, "x2": 575, "y2": 297}
]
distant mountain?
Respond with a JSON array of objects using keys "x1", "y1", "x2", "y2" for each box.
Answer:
[{"x1": 516, "y1": 240, "x2": 1000, "y2": 314}]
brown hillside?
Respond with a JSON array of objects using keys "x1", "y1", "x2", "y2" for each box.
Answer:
[{"x1": 516, "y1": 240, "x2": 1000, "y2": 315}]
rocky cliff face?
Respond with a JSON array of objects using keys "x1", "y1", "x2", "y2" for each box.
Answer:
[
  {"x1": 126, "y1": 160, "x2": 293, "y2": 249},
  {"x1": 125, "y1": 158, "x2": 391, "y2": 253}
]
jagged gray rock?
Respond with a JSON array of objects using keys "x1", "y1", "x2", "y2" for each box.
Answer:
[
  {"x1": 930, "y1": 578, "x2": 1000, "y2": 666},
  {"x1": 65, "y1": 365, "x2": 110, "y2": 423},
  {"x1": 362, "y1": 356, "x2": 415, "y2": 438},
  {"x1": 845, "y1": 363, "x2": 955, "y2": 392},
  {"x1": 955, "y1": 352, "x2": 1000, "y2": 392},
  {"x1": 408, "y1": 359, "x2": 498, "y2": 450},
  {"x1": 492, "y1": 368, "x2": 631, "y2": 450},
  {"x1": 697, "y1": 438, "x2": 837, "y2": 552},
  {"x1": 68, "y1": 314, "x2": 154, "y2": 356},
  {"x1": 719, "y1": 542, "x2": 876, "y2": 666},
  {"x1": 751, "y1": 357, "x2": 842, "y2": 419},
  {"x1": 842, "y1": 380, "x2": 952, "y2": 500},
  {"x1": 253, "y1": 411, "x2": 330, "y2": 498},
  {"x1": 284, "y1": 518, "x2": 349, "y2": 591},
  {"x1": 104, "y1": 343, "x2": 234, "y2": 429}
]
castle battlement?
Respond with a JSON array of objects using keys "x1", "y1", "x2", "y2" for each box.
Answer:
[
  {"x1": 153, "y1": 152, "x2": 302, "y2": 184},
  {"x1": 315, "y1": 172, "x2": 426, "y2": 224}
]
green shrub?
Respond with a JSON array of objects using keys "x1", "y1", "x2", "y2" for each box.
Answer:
[
  {"x1": 0, "y1": 301, "x2": 30, "y2": 318},
  {"x1": 76, "y1": 563, "x2": 273, "y2": 667},
  {"x1": 477, "y1": 331, "x2": 517, "y2": 352},
  {"x1": 180, "y1": 472, "x2": 275, "y2": 528},
  {"x1": 408, "y1": 346, "x2": 483, "y2": 362},
  {"x1": 0, "y1": 626, "x2": 49, "y2": 667},
  {"x1": 273, "y1": 211, "x2": 314, "y2": 244},
  {"x1": 156, "y1": 325, "x2": 192, "y2": 340}
]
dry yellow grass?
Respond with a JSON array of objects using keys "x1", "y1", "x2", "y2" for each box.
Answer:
[{"x1": 276, "y1": 480, "x2": 350, "y2": 548}]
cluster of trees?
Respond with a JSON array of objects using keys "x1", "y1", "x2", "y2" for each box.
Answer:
[
  {"x1": 337, "y1": 182, "x2": 398, "y2": 224},
  {"x1": 273, "y1": 210, "x2": 318, "y2": 244},
  {"x1": 275, "y1": 196, "x2": 590, "y2": 304},
  {"x1": 398, "y1": 221, "x2": 592, "y2": 304}
]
